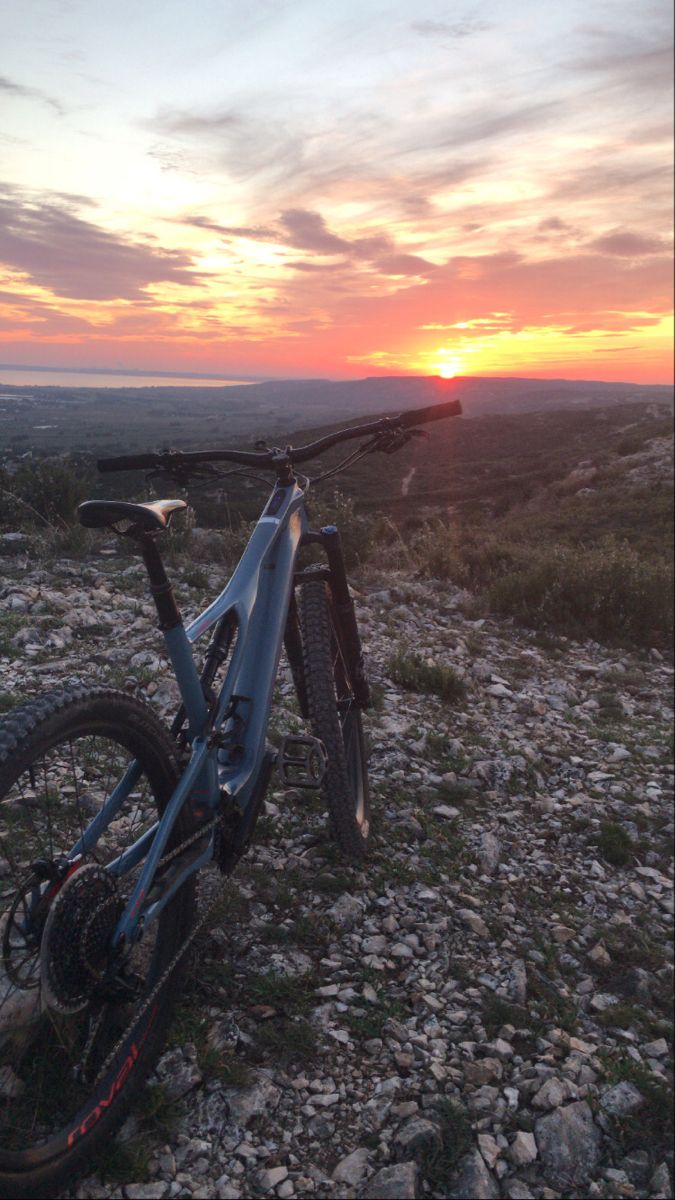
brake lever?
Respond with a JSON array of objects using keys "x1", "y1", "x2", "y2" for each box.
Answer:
[{"x1": 371, "y1": 427, "x2": 429, "y2": 455}]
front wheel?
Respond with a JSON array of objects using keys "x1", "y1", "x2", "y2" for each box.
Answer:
[
  {"x1": 0, "y1": 687, "x2": 195, "y2": 1199},
  {"x1": 297, "y1": 580, "x2": 370, "y2": 859}
]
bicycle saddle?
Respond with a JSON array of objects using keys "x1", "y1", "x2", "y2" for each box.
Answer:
[{"x1": 78, "y1": 498, "x2": 188, "y2": 532}]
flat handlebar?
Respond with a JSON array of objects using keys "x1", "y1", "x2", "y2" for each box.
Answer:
[{"x1": 97, "y1": 395, "x2": 462, "y2": 474}]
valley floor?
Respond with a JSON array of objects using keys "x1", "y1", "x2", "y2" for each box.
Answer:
[{"x1": 0, "y1": 547, "x2": 673, "y2": 1200}]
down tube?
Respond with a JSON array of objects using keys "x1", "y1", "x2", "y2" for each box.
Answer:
[{"x1": 224, "y1": 508, "x2": 305, "y2": 803}]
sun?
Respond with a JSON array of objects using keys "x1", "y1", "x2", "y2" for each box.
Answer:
[{"x1": 437, "y1": 357, "x2": 463, "y2": 379}]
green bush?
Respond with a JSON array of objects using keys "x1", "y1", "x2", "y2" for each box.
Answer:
[
  {"x1": 596, "y1": 821, "x2": 634, "y2": 867},
  {"x1": 0, "y1": 458, "x2": 92, "y2": 529},
  {"x1": 304, "y1": 489, "x2": 377, "y2": 570},
  {"x1": 387, "y1": 651, "x2": 466, "y2": 704},
  {"x1": 412, "y1": 522, "x2": 523, "y2": 588},
  {"x1": 487, "y1": 538, "x2": 673, "y2": 647},
  {"x1": 411, "y1": 518, "x2": 672, "y2": 648},
  {"x1": 420, "y1": 1098, "x2": 472, "y2": 1191}
]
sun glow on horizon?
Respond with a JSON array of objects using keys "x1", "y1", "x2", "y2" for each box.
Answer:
[
  {"x1": 0, "y1": 2, "x2": 672, "y2": 386},
  {"x1": 436, "y1": 355, "x2": 465, "y2": 379}
]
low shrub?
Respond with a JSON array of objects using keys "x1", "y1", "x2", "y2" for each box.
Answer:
[
  {"x1": 387, "y1": 651, "x2": 466, "y2": 704},
  {"x1": 305, "y1": 489, "x2": 377, "y2": 570},
  {"x1": 0, "y1": 458, "x2": 92, "y2": 529},
  {"x1": 596, "y1": 821, "x2": 634, "y2": 867},
  {"x1": 487, "y1": 538, "x2": 672, "y2": 647},
  {"x1": 411, "y1": 520, "x2": 672, "y2": 648}
]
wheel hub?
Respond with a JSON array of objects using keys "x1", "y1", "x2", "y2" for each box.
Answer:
[{"x1": 40, "y1": 864, "x2": 121, "y2": 1013}]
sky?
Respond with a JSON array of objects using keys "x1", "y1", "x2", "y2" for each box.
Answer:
[{"x1": 0, "y1": 0, "x2": 673, "y2": 384}]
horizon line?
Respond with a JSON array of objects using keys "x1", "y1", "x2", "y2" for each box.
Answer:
[{"x1": 0, "y1": 363, "x2": 672, "y2": 391}]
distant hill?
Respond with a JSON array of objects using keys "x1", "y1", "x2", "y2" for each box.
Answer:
[{"x1": 0, "y1": 375, "x2": 671, "y2": 458}]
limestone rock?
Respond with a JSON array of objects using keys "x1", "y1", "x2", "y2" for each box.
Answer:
[
  {"x1": 394, "y1": 1117, "x2": 442, "y2": 1161},
  {"x1": 508, "y1": 1130, "x2": 538, "y2": 1165},
  {"x1": 331, "y1": 1148, "x2": 370, "y2": 1186},
  {"x1": 222, "y1": 1070, "x2": 281, "y2": 1128},
  {"x1": 361, "y1": 1161, "x2": 419, "y2": 1199},
  {"x1": 600, "y1": 1081, "x2": 646, "y2": 1116},
  {"x1": 535, "y1": 1101, "x2": 602, "y2": 1189},
  {"x1": 478, "y1": 831, "x2": 500, "y2": 874},
  {"x1": 450, "y1": 1148, "x2": 500, "y2": 1199}
]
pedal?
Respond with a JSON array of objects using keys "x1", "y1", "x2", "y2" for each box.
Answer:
[{"x1": 277, "y1": 735, "x2": 327, "y2": 789}]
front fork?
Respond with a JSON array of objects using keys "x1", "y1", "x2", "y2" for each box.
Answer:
[{"x1": 284, "y1": 524, "x2": 371, "y2": 711}]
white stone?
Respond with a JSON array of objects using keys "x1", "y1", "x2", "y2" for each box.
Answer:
[
  {"x1": 331, "y1": 1148, "x2": 370, "y2": 1186},
  {"x1": 509, "y1": 1131, "x2": 538, "y2": 1165},
  {"x1": 458, "y1": 909, "x2": 489, "y2": 937},
  {"x1": 600, "y1": 1081, "x2": 646, "y2": 1116},
  {"x1": 478, "y1": 1133, "x2": 501, "y2": 1168}
]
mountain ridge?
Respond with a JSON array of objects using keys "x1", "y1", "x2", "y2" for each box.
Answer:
[{"x1": 1, "y1": 375, "x2": 671, "y2": 459}]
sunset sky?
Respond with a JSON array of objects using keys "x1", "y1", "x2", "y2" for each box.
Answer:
[{"x1": 1, "y1": 0, "x2": 673, "y2": 383}]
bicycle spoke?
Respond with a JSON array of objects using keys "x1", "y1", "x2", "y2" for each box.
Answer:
[{"x1": 0, "y1": 715, "x2": 172, "y2": 1157}]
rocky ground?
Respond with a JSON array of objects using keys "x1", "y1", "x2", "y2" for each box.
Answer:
[{"x1": 0, "y1": 540, "x2": 673, "y2": 1200}]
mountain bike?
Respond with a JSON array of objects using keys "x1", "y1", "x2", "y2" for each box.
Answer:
[{"x1": 0, "y1": 394, "x2": 461, "y2": 1197}]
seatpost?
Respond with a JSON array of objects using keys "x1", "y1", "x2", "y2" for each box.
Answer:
[
  {"x1": 137, "y1": 532, "x2": 209, "y2": 739},
  {"x1": 138, "y1": 533, "x2": 182, "y2": 631}
]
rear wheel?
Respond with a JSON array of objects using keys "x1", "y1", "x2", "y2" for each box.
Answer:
[
  {"x1": 297, "y1": 580, "x2": 370, "y2": 859},
  {"x1": 0, "y1": 688, "x2": 195, "y2": 1198}
]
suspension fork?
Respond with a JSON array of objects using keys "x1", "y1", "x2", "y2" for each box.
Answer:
[
  {"x1": 287, "y1": 525, "x2": 371, "y2": 710},
  {"x1": 319, "y1": 525, "x2": 370, "y2": 708},
  {"x1": 283, "y1": 589, "x2": 309, "y2": 718}
]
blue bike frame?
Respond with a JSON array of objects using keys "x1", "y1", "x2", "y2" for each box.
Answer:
[{"x1": 70, "y1": 480, "x2": 309, "y2": 948}]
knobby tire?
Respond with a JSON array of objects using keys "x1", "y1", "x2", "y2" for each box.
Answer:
[
  {"x1": 297, "y1": 579, "x2": 370, "y2": 859},
  {"x1": 0, "y1": 687, "x2": 196, "y2": 1199}
]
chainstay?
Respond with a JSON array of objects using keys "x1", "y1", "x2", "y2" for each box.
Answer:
[
  {"x1": 90, "y1": 861, "x2": 220, "y2": 1085},
  {"x1": 81, "y1": 814, "x2": 222, "y2": 1084}
]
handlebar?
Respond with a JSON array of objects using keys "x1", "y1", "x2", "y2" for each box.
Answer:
[{"x1": 97, "y1": 393, "x2": 462, "y2": 475}]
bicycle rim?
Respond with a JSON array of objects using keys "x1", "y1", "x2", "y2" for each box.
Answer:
[{"x1": 0, "y1": 692, "x2": 192, "y2": 1193}]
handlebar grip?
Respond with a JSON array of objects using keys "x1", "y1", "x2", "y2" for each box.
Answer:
[
  {"x1": 97, "y1": 453, "x2": 159, "y2": 472},
  {"x1": 398, "y1": 397, "x2": 462, "y2": 427}
]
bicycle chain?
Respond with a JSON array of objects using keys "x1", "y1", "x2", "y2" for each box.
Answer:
[{"x1": 75, "y1": 813, "x2": 223, "y2": 1083}]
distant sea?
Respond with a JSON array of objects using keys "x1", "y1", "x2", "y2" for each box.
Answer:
[{"x1": 0, "y1": 368, "x2": 259, "y2": 389}]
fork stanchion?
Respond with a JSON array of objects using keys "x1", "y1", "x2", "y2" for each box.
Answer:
[{"x1": 320, "y1": 525, "x2": 371, "y2": 709}]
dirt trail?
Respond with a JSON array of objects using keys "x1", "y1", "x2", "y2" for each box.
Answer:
[{"x1": 401, "y1": 466, "x2": 416, "y2": 496}]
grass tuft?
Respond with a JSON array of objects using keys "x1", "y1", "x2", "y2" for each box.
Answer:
[
  {"x1": 387, "y1": 651, "x2": 466, "y2": 704},
  {"x1": 420, "y1": 1098, "x2": 472, "y2": 1190},
  {"x1": 596, "y1": 820, "x2": 634, "y2": 866}
]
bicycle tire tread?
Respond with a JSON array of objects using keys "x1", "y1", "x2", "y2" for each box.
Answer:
[
  {"x1": 0, "y1": 687, "x2": 191, "y2": 1199},
  {"x1": 297, "y1": 580, "x2": 370, "y2": 860}
]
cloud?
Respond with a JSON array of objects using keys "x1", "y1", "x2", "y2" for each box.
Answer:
[
  {"x1": 149, "y1": 106, "x2": 308, "y2": 189},
  {"x1": 573, "y1": 35, "x2": 674, "y2": 96},
  {"x1": 279, "y1": 209, "x2": 351, "y2": 254},
  {"x1": 181, "y1": 214, "x2": 278, "y2": 241},
  {"x1": 410, "y1": 19, "x2": 491, "y2": 39},
  {"x1": 273, "y1": 210, "x2": 436, "y2": 276},
  {"x1": 0, "y1": 74, "x2": 65, "y2": 115},
  {"x1": 551, "y1": 159, "x2": 671, "y2": 203},
  {"x1": 588, "y1": 229, "x2": 666, "y2": 256},
  {"x1": 538, "y1": 217, "x2": 573, "y2": 232},
  {"x1": 286, "y1": 260, "x2": 348, "y2": 273},
  {"x1": 0, "y1": 288, "x2": 95, "y2": 334},
  {"x1": 275, "y1": 247, "x2": 673, "y2": 365},
  {"x1": 179, "y1": 204, "x2": 430, "y2": 274},
  {"x1": 0, "y1": 187, "x2": 201, "y2": 301},
  {"x1": 375, "y1": 253, "x2": 436, "y2": 277},
  {"x1": 428, "y1": 101, "x2": 561, "y2": 151}
]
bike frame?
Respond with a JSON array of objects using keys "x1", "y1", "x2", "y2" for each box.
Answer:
[{"x1": 69, "y1": 479, "x2": 310, "y2": 949}]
